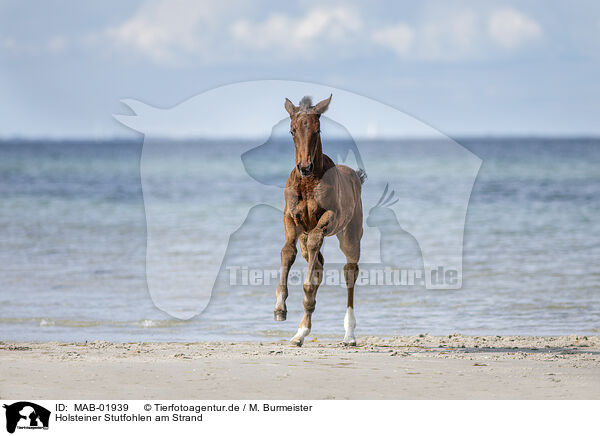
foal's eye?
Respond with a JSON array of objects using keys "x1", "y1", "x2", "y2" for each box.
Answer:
[{"x1": 290, "y1": 129, "x2": 296, "y2": 136}]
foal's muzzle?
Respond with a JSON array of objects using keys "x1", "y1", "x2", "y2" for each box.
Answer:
[{"x1": 297, "y1": 162, "x2": 314, "y2": 177}]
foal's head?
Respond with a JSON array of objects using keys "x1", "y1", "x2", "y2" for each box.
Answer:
[{"x1": 284, "y1": 94, "x2": 332, "y2": 177}]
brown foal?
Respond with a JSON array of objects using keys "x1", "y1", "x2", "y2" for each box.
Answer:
[{"x1": 274, "y1": 95, "x2": 365, "y2": 346}]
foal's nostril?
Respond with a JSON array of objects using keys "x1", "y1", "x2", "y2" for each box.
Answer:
[{"x1": 297, "y1": 162, "x2": 314, "y2": 176}]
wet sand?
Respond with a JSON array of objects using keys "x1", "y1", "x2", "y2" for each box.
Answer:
[{"x1": 1, "y1": 334, "x2": 599, "y2": 399}]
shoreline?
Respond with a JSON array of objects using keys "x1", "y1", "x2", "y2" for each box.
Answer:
[{"x1": 1, "y1": 334, "x2": 599, "y2": 399}]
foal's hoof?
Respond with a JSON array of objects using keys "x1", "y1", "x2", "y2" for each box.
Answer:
[
  {"x1": 274, "y1": 310, "x2": 287, "y2": 321},
  {"x1": 290, "y1": 337, "x2": 304, "y2": 347},
  {"x1": 342, "y1": 338, "x2": 357, "y2": 347}
]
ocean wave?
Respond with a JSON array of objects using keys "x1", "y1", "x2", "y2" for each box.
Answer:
[{"x1": 0, "y1": 317, "x2": 191, "y2": 329}]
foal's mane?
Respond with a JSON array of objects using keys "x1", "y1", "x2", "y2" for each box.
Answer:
[{"x1": 298, "y1": 96, "x2": 313, "y2": 113}]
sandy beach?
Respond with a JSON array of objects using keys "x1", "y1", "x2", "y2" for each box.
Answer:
[{"x1": 1, "y1": 334, "x2": 599, "y2": 400}]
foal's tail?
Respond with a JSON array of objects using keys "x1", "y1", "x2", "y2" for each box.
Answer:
[{"x1": 356, "y1": 168, "x2": 367, "y2": 185}]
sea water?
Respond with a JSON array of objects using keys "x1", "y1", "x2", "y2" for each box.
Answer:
[{"x1": 0, "y1": 138, "x2": 598, "y2": 341}]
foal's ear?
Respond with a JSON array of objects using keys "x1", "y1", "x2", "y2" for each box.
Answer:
[
  {"x1": 284, "y1": 98, "x2": 297, "y2": 116},
  {"x1": 313, "y1": 94, "x2": 332, "y2": 115}
]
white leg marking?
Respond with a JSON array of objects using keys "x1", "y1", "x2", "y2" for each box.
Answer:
[
  {"x1": 290, "y1": 327, "x2": 310, "y2": 347},
  {"x1": 343, "y1": 307, "x2": 356, "y2": 345}
]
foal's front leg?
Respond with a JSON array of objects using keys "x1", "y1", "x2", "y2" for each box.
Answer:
[
  {"x1": 274, "y1": 214, "x2": 298, "y2": 321},
  {"x1": 290, "y1": 211, "x2": 332, "y2": 346}
]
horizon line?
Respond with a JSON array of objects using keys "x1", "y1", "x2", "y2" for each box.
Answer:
[{"x1": 1, "y1": 134, "x2": 600, "y2": 142}]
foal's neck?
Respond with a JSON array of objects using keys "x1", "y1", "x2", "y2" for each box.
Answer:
[{"x1": 313, "y1": 135, "x2": 324, "y2": 177}]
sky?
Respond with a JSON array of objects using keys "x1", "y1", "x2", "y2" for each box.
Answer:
[{"x1": 1, "y1": 0, "x2": 599, "y2": 138}]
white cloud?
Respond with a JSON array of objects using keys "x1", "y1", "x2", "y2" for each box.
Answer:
[
  {"x1": 1, "y1": 37, "x2": 16, "y2": 50},
  {"x1": 373, "y1": 10, "x2": 480, "y2": 60},
  {"x1": 231, "y1": 6, "x2": 362, "y2": 53},
  {"x1": 104, "y1": 0, "x2": 227, "y2": 64},
  {"x1": 372, "y1": 24, "x2": 414, "y2": 56},
  {"x1": 1, "y1": 35, "x2": 68, "y2": 55},
  {"x1": 97, "y1": 1, "x2": 544, "y2": 65},
  {"x1": 374, "y1": 8, "x2": 542, "y2": 60},
  {"x1": 101, "y1": 1, "x2": 362, "y2": 64},
  {"x1": 418, "y1": 9, "x2": 480, "y2": 60},
  {"x1": 47, "y1": 35, "x2": 67, "y2": 53},
  {"x1": 488, "y1": 8, "x2": 541, "y2": 49}
]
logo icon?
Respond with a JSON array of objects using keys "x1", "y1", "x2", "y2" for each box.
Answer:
[{"x1": 3, "y1": 402, "x2": 50, "y2": 434}]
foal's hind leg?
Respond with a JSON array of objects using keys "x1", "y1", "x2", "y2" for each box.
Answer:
[
  {"x1": 274, "y1": 214, "x2": 298, "y2": 321},
  {"x1": 338, "y1": 215, "x2": 362, "y2": 346}
]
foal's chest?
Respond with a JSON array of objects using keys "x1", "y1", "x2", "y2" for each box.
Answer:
[{"x1": 293, "y1": 190, "x2": 323, "y2": 232}]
